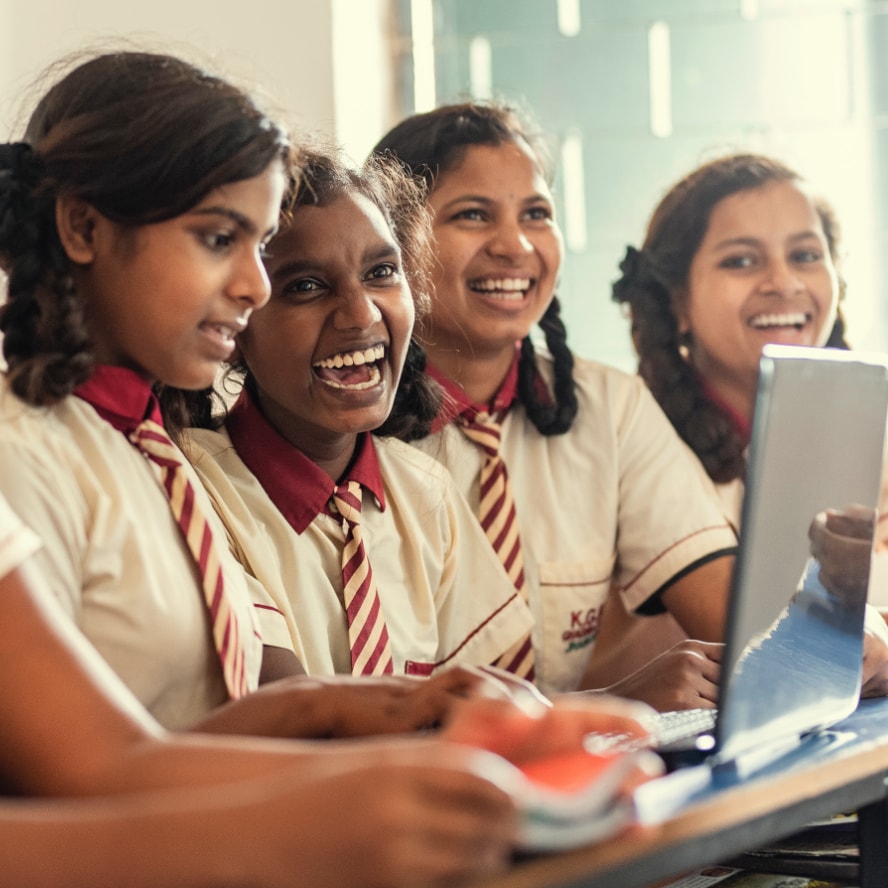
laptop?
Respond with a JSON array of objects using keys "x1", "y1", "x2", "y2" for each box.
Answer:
[{"x1": 653, "y1": 344, "x2": 888, "y2": 778}]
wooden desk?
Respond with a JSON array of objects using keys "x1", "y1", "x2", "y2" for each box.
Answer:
[{"x1": 466, "y1": 700, "x2": 888, "y2": 888}]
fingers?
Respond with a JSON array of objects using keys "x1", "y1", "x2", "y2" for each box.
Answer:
[
  {"x1": 604, "y1": 641, "x2": 722, "y2": 711},
  {"x1": 443, "y1": 694, "x2": 657, "y2": 764},
  {"x1": 824, "y1": 505, "x2": 877, "y2": 539},
  {"x1": 810, "y1": 506, "x2": 876, "y2": 548}
]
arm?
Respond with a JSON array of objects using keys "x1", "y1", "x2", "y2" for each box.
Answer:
[
  {"x1": 658, "y1": 554, "x2": 734, "y2": 641},
  {"x1": 190, "y1": 667, "x2": 491, "y2": 738}
]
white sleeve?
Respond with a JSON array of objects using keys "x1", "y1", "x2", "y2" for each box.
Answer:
[{"x1": 0, "y1": 492, "x2": 41, "y2": 579}]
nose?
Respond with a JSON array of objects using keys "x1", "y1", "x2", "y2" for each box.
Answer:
[
  {"x1": 229, "y1": 246, "x2": 272, "y2": 310},
  {"x1": 486, "y1": 218, "x2": 533, "y2": 261},
  {"x1": 760, "y1": 257, "x2": 804, "y2": 296},
  {"x1": 332, "y1": 286, "x2": 383, "y2": 330}
]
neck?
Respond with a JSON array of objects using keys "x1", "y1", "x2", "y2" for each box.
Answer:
[
  {"x1": 253, "y1": 392, "x2": 358, "y2": 483},
  {"x1": 302, "y1": 440, "x2": 358, "y2": 486},
  {"x1": 704, "y1": 377, "x2": 756, "y2": 434},
  {"x1": 424, "y1": 341, "x2": 515, "y2": 406}
]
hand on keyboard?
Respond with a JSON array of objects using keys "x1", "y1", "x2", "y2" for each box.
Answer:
[{"x1": 595, "y1": 640, "x2": 723, "y2": 712}]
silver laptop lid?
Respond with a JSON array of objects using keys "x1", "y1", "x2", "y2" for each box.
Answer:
[{"x1": 715, "y1": 345, "x2": 888, "y2": 768}]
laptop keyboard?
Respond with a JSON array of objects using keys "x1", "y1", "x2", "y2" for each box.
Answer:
[
  {"x1": 583, "y1": 707, "x2": 717, "y2": 754},
  {"x1": 653, "y1": 707, "x2": 718, "y2": 746}
]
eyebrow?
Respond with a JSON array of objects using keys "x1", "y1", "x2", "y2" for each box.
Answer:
[
  {"x1": 191, "y1": 206, "x2": 277, "y2": 239},
  {"x1": 268, "y1": 243, "x2": 401, "y2": 281},
  {"x1": 711, "y1": 231, "x2": 824, "y2": 250},
  {"x1": 438, "y1": 193, "x2": 553, "y2": 212}
]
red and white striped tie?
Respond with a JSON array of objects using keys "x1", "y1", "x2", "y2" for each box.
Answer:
[
  {"x1": 459, "y1": 411, "x2": 535, "y2": 681},
  {"x1": 130, "y1": 419, "x2": 248, "y2": 699},
  {"x1": 330, "y1": 480, "x2": 394, "y2": 676}
]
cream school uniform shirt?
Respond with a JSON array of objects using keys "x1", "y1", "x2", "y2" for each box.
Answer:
[
  {"x1": 184, "y1": 393, "x2": 533, "y2": 677},
  {"x1": 417, "y1": 352, "x2": 738, "y2": 696},
  {"x1": 0, "y1": 491, "x2": 40, "y2": 579},
  {"x1": 0, "y1": 371, "x2": 263, "y2": 730}
]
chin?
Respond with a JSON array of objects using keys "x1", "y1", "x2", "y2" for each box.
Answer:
[{"x1": 171, "y1": 368, "x2": 218, "y2": 392}]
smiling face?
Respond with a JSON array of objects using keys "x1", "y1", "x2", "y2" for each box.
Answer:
[
  {"x1": 424, "y1": 140, "x2": 564, "y2": 375},
  {"x1": 71, "y1": 162, "x2": 286, "y2": 390},
  {"x1": 237, "y1": 191, "x2": 415, "y2": 467},
  {"x1": 679, "y1": 179, "x2": 840, "y2": 418}
]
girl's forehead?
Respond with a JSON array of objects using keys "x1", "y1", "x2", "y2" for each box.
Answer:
[
  {"x1": 703, "y1": 180, "x2": 824, "y2": 240},
  {"x1": 270, "y1": 191, "x2": 398, "y2": 258},
  {"x1": 433, "y1": 141, "x2": 551, "y2": 197}
]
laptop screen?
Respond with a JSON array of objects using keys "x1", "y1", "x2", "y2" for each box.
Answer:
[{"x1": 714, "y1": 345, "x2": 888, "y2": 769}]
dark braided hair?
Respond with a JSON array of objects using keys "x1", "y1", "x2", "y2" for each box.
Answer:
[
  {"x1": 0, "y1": 50, "x2": 290, "y2": 424},
  {"x1": 189, "y1": 144, "x2": 443, "y2": 441},
  {"x1": 373, "y1": 101, "x2": 578, "y2": 435},
  {"x1": 612, "y1": 153, "x2": 849, "y2": 484}
]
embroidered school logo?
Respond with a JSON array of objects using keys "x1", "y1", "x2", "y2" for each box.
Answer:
[{"x1": 562, "y1": 608, "x2": 599, "y2": 654}]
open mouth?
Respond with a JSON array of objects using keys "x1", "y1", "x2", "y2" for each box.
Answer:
[
  {"x1": 313, "y1": 344, "x2": 385, "y2": 391},
  {"x1": 748, "y1": 311, "x2": 810, "y2": 331},
  {"x1": 468, "y1": 277, "x2": 533, "y2": 302}
]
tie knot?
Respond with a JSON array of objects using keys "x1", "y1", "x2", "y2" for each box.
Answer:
[
  {"x1": 130, "y1": 419, "x2": 181, "y2": 469},
  {"x1": 331, "y1": 480, "x2": 363, "y2": 526},
  {"x1": 459, "y1": 411, "x2": 501, "y2": 458}
]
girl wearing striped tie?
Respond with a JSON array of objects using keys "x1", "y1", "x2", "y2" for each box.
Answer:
[
  {"x1": 183, "y1": 146, "x2": 536, "y2": 682},
  {"x1": 372, "y1": 103, "x2": 739, "y2": 709},
  {"x1": 0, "y1": 51, "x2": 526, "y2": 738}
]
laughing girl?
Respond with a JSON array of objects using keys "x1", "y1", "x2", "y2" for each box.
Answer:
[{"x1": 184, "y1": 148, "x2": 534, "y2": 680}]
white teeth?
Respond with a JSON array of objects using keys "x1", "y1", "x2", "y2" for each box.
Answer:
[
  {"x1": 313, "y1": 344, "x2": 385, "y2": 370},
  {"x1": 749, "y1": 312, "x2": 808, "y2": 329},
  {"x1": 318, "y1": 364, "x2": 382, "y2": 391},
  {"x1": 469, "y1": 277, "x2": 531, "y2": 297},
  {"x1": 204, "y1": 324, "x2": 236, "y2": 342}
]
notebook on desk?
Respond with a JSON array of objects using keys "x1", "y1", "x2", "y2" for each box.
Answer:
[{"x1": 651, "y1": 344, "x2": 888, "y2": 778}]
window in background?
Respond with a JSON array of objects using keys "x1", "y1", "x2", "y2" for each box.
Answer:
[{"x1": 393, "y1": 0, "x2": 884, "y2": 371}]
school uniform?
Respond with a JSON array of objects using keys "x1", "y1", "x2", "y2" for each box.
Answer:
[
  {"x1": 0, "y1": 368, "x2": 263, "y2": 729},
  {"x1": 0, "y1": 491, "x2": 40, "y2": 579},
  {"x1": 183, "y1": 388, "x2": 534, "y2": 677},
  {"x1": 414, "y1": 350, "x2": 738, "y2": 696}
]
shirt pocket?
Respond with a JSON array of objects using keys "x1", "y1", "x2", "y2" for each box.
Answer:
[{"x1": 535, "y1": 559, "x2": 614, "y2": 696}]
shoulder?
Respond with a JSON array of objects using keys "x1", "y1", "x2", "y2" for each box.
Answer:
[
  {"x1": 0, "y1": 378, "x2": 126, "y2": 461},
  {"x1": 374, "y1": 435, "x2": 453, "y2": 486},
  {"x1": 530, "y1": 348, "x2": 650, "y2": 421},
  {"x1": 181, "y1": 425, "x2": 235, "y2": 464},
  {"x1": 180, "y1": 425, "x2": 254, "y2": 503}
]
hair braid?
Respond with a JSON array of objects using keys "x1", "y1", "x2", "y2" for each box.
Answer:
[
  {"x1": 0, "y1": 146, "x2": 93, "y2": 404},
  {"x1": 376, "y1": 340, "x2": 443, "y2": 441},
  {"x1": 517, "y1": 296, "x2": 577, "y2": 435}
]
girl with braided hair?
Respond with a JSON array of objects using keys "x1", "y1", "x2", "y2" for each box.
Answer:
[
  {"x1": 606, "y1": 152, "x2": 888, "y2": 697},
  {"x1": 373, "y1": 102, "x2": 740, "y2": 709},
  {"x1": 183, "y1": 145, "x2": 534, "y2": 679}
]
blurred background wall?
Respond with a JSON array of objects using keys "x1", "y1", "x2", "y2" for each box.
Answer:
[{"x1": 2, "y1": 0, "x2": 885, "y2": 369}]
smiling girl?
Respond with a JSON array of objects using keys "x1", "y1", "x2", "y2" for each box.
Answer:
[
  {"x1": 183, "y1": 147, "x2": 534, "y2": 680},
  {"x1": 373, "y1": 102, "x2": 739, "y2": 709},
  {"x1": 609, "y1": 152, "x2": 888, "y2": 695},
  {"x1": 612, "y1": 153, "x2": 846, "y2": 516},
  {"x1": 0, "y1": 50, "x2": 503, "y2": 739}
]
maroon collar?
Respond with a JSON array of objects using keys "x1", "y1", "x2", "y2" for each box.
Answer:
[
  {"x1": 226, "y1": 388, "x2": 386, "y2": 534},
  {"x1": 698, "y1": 375, "x2": 752, "y2": 443},
  {"x1": 427, "y1": 349, "x2": 521, "y2": 432},
  {"x1": 74, "y1": 366, "x2": 162, "y2": 434}
]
